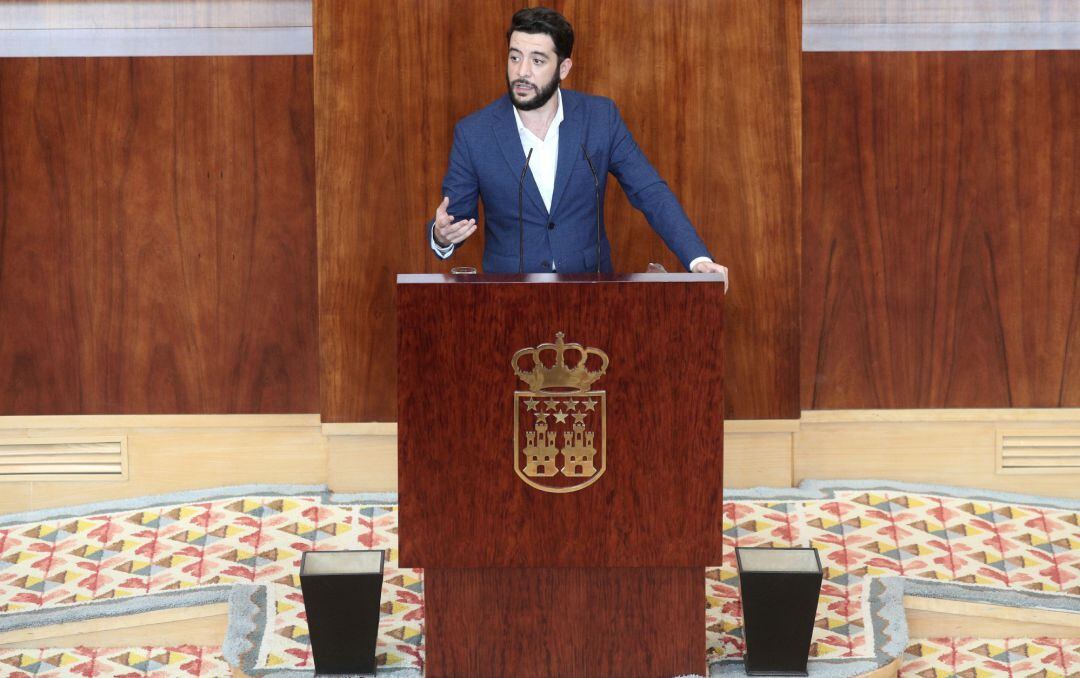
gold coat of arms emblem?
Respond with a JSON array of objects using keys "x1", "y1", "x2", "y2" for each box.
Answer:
[{"x1": 512, "y1": 332, "x2": 608, "y2": 493}]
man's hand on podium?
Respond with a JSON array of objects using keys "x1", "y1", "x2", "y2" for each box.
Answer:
[
  {"x1": 433, "y1": 196, "x2": 477, "y2": 247},
  {"x1": 691, "y1": 260, "x2": 729, "y2": 293}
]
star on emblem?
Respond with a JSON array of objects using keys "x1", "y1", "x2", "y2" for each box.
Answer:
[
  {"x1": 553, "y1": 412, "x2": 569, "y2": 424},
  {"x1": 572, "y1": 412, "x2": 588, "y2": 423},
  {"x1": 524, "y1": 398, "x2": 539, "y2": 411},
  {"x1": 544, "y1": 398, "x2": 560, "y2": 412},
  {"x1": 582, "y1": 398, "x2": 597, "y2": 412},
  {"x1": 564, "y1": 398, "x2": 579, "y2": 411}
]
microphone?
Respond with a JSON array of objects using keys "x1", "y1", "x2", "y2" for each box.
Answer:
[
  {"x1": 518, "y1": 147, "x2": 534, "y2": 274},
  {"x1": 580, "y1": 143, "x2": 601, "y2": 273}
]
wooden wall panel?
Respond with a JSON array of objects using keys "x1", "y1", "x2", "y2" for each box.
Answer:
[
  {"x1": 802, "y1": 52, "x2": 1080, "y2": 409},
  {"x1": 804, "y1": 1, "x2": 1080, "y2": 52},
  {"x1": 0, "y1": 1, "x2": 311, "y2": 29},
  {"x1": 0, "y1": 57, "x2": 318, "y2": 414},
  {"x1": 316, "y1": 0, "x2": 801, "y2": 421},
  {"x1": 315, "y1": 0, "x2": 510, "y2": 425},
  {"x1": 0, "y1": 1, "x2": 313, "y2": 59},
  {"x1": 805, "y1": 1, "x2": 1080, "y2": 24},
  {"x1": 564, "y1": 0, "x2": 801, "y2": 422}
]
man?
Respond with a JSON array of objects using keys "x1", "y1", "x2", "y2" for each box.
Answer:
[{"x1": 430, "y1": 7, "x2": 727, "y2": 278}]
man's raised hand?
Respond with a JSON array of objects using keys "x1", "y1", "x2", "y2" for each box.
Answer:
[{"x1": 433, "y1": 196, "x2": 477, "y2": 247}]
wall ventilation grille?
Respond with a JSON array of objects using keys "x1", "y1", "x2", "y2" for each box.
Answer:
[
  {"x1": 997, "y1": 431, "x2": 1080, "y2": 474},
  {"x1": 0, "y1": 437, "x2": 127, "y2": 481}
]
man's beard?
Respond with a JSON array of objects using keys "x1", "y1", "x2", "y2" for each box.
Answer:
[{"x1": 507, "y1": 73, "x2": 561, "y2": 111}]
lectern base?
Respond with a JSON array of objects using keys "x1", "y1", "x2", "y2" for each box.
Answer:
[{"x1": 423, "y1": 566, "x2": 705, "y2": 678}]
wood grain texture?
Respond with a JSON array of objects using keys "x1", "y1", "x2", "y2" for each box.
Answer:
[
  {"x1": 0, "y1": 27, "x2": 313, "y2": 58},
  {"x1": 561, "y1": 0, "x2": 801, "y2": 422},
  {"x1": 315, "y1": 0, "x2": 511, "y2": 424},
  {"x1": 0, "y1": 603, "x2": 230, "y2": 648},
  {"x1": 805, "y1": 0, "x2": 1080, "y2": 24},
  {"x1": 315, "y1": 0, "x2": 800, "y2": 421},
  {"x1": 802, "y1": 52, "x2": 1080, "y2": 409},
  {"x1": 0, "y1": 1, "x2": 311, "y2": 29},
  {"x1": 397, "y1": 275, "x2": 724, "y2": 568},
  {"x1": 0, "y1": 57, "x2": 318, "y2": 414},
  {"x1": 794, "y1": 417, "x2": 1080, "y2": 499},
  {"x1": 905, "y1": 607, "x2": 1080, "y2": 638},
  {"x1": 804, "y1": 22, "x2": 1080, "y2": 53},
  {"x1": 0, "y1": 418, "x2": 327, "y2": 514},
  {"x1": 804, "y1": 0, "x2": 1080, "y2": 53},
  {"x1": 424, "y1": 567, "x2": 705, "y2": 678}
]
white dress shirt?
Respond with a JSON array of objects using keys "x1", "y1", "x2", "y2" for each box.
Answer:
[
  {"x1": 433, "y1": 89, "x2": 711, "y2": 271},
  {"x1": 432, "y1": 91, "x2": 564, "y2": 261},
  {"x1": 514, "y1": 88, "x2": 564, "y2": 212}
]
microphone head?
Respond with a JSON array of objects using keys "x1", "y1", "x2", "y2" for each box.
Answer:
[
  {"x1": 520, "y1": 147, "x2": 534, "y2": 181},
  {"x1": 580, "y1": 143, "x2": 599, "y2": 185}
]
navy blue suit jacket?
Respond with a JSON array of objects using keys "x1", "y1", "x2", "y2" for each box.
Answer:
[{"x1": 432, "y1": 89, "x2": 711, "y2": 273}]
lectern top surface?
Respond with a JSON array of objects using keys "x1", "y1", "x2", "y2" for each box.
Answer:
[
  {"x1": 301, "y1": 550, "x2": 384, "y2": 576},
  {"x1": 736, "y1": 547, "x2": 821, "y2": 573},
  {"x1": 397, "y1": 272, "x2": 724, "y2": 285}
]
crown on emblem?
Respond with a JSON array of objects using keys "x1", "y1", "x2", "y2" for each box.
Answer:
[{"x1": 512, "y1": 332, "x2": 609, "y2": 393}]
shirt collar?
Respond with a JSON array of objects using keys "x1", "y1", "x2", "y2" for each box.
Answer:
[{"x1": 512, "y1": 88, "x2": 564, "y2": 138}]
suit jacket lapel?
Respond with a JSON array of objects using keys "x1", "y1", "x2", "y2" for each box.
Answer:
[
  {"x1": 549, "y1": 90, "x2": 582, "y2": 218},
  {"x1": 492, "y1": 98, "x2": 548, "y2": 218}
]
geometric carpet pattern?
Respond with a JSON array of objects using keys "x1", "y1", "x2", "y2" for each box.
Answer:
[
  {"x1": 0, "y1": 646, "x2": 230, "y2": 676},
  {"x1": 900, "y1": 637, "x2": 1080, "y2": 677},
  {"x1": 2, "y1": 639, "x2": 1080, "y2": 677},
  {"x1": 708, "y1": 487, "x2": 1080, "y2": 663},
  {"x1": 0, "y1": 482, "x2": 1078, "y2": 676},
  {"x1": 3, "y1": 639, "x2": 1080, "y2": 677},
  {"x1": 0, "y1": 492, "x2": 421, "y2": 674}
]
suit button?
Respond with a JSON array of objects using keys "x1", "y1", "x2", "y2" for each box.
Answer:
[
  {"x1": 540, "y1": 260, "x2": 550, "y2": 269},
  {"x1": 548, "y1": 222, "x2": 555, "y2": 230}
]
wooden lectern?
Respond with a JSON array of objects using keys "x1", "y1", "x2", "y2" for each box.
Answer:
[{"x1": 397, "y1": 273, "x2": 724, "y2": 677}]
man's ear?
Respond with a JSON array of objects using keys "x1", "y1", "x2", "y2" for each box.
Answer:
[{"x1": 559, "y1": 57, "x2": 573, "y2": 81}]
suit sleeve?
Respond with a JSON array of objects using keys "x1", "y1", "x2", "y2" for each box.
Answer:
[
  {"x1": 427, "y1": 122, "x2": 482, "y2": 259},
  {"x1": 605, "y1": 101, "x2": 712, "y2": 270}
]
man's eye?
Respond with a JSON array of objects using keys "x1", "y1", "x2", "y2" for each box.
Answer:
[{"x1": 533, "y1": 59, "x2": 544, "y2": 65}]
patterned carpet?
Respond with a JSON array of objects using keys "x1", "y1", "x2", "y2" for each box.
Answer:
[
  {"x1": 0, "y1": 481, "x2": 1077, "y2": 677},
  {"x1": 1, "y1": 647, "x2": 230, "y2": 676},
  {"x1": 901, "y1": 638, "x2": 1080, "y2": 676},
  {"x1": 4, "y1": 639, "x2": 1080, "y2": 677}
]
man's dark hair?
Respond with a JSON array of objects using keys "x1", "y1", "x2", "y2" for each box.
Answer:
[{"x1": 507, "y1": 7, "x2": 574, "y2": 61}]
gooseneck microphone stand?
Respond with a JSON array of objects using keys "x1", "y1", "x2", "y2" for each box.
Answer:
[
  {"x1": 518, "y1": 148, "x2": 534, "y2": 274},
  {"x1": 580, "y1": 144, "x2": 601, "y2": 274}
]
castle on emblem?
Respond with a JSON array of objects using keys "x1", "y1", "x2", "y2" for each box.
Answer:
[
  {"x1": 561, "y1": 414, "x2": 597, "y2": 477},
  {"x1": 512, "y1": 332, "x2": 609, "y2": 494},
  {"x1": 523, "y1": 418, "x2": 558, "y2": 477}
]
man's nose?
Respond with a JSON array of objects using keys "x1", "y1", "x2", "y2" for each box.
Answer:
[{"x1": 516, "y1": 61, "x2": 532, "y2": 79}]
